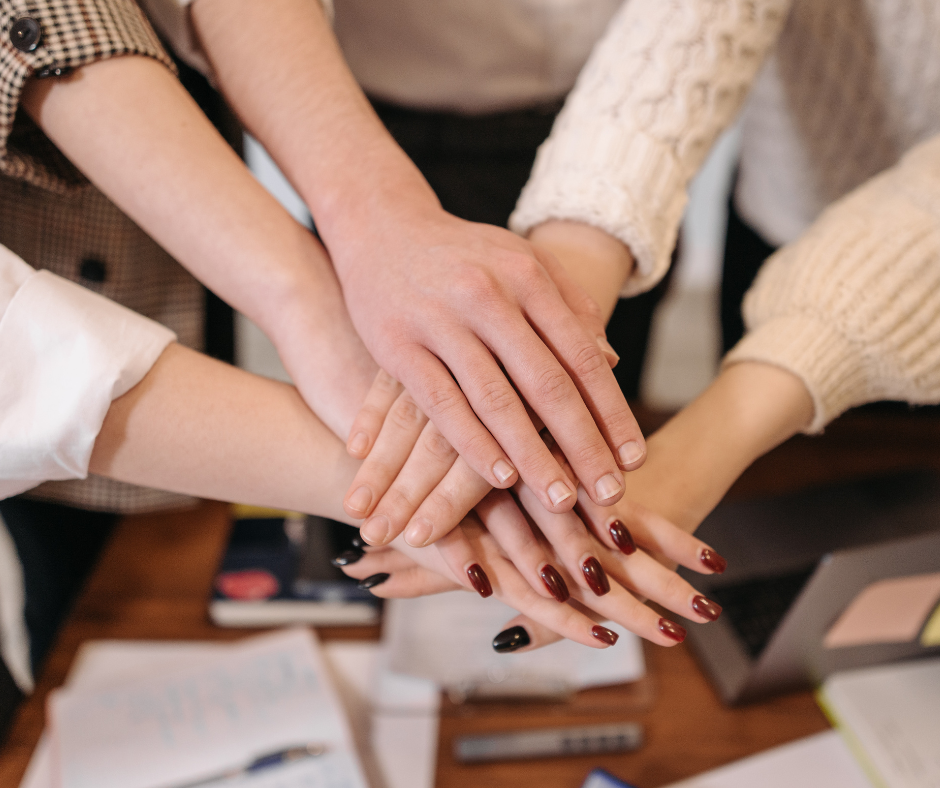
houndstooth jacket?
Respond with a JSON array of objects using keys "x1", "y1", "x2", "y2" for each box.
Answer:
[{"x1": 0, "y1": 0, "x2": 202, "y2": 512}]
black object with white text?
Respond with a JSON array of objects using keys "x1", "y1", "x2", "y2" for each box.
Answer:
[{"x1": 453, "y1": 722, "x2": 643, "y2": 763}]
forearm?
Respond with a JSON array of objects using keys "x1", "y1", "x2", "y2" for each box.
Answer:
[
  {"x1": 624, "y1": 361, "x2": 814, "y2": 532},
  {"x1": 90, "y1": 344, "x2": 360, "y2": 523},
  {"x1": 21, "y1": 55, "x2": 376, "y2": 435},
  {"x1": 190, "y1": 0, "x2": 436, "y2": 253}
]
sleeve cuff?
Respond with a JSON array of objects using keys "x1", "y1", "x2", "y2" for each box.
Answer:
[
  {"x1": 510, "y1": 126, "x2": 685, "y2": 297},
  {"x1": 0, "y1": 269, "x2": 175, "y2": 498}
]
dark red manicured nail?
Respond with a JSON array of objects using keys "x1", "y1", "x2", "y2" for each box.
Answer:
[
  {"x1": 539, "y1": 565, "x2": 570, "y2": 603},
  {"x1": 608, "y1": 519, "x2": 636, "y2": 555},
  {"x1": 581, "y1": 557, "x2": 610, "y2": 596},
  {"x1": 467, "y1": 564, "x2": 493, "y2": 598},
  {"x1": 659, "y1": 618, "x2": 687, "y2": 642},
  {"x1": 700, "y1": 548, "x2": 727, "y2": 574},
  {"x1": 591, "y1": 625, "x2": 619, "y2": 646},
  {"x1": 691, "y1": 595, "x2": 722, "y2": 621}
]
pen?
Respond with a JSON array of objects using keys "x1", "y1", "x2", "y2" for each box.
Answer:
[{"x1": 165, "y1": 743, "x2": 328, "y2": 788}]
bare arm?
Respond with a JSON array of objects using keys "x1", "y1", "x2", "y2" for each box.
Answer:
[{"x1": 21, "y1": 55, "x2": 375, "y2": 437}]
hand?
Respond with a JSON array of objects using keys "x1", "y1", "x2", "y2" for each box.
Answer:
[
  {"x1": 340, "y1": 506, "x2": 722, "y2": 650},
  {"x1": 335, "y1": 198, "x2": 646, "y2": 514}
]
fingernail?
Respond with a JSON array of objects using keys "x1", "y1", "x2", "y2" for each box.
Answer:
[
  {"x1": 539, "y1": 564, "x2": 570, "y2": 603},
  {"x1": 493, "y1": 458, "x2": 516, "y2": 484},
  {"x1": 609, "y1": 519, "x2": 636, "y2": 555},
  {"x1": 548, "y1": 480, "x2": 574, "y2": 507},
  {"x1": 348, "y1": 431, "x2": 369, "y2": 455},
  {"x1": 351, "y1": 532, "x2": 366, "y2": 550},
  {"x1": 358, "y1": 573, "x2": 390, "y2": 590},
  {"x1": 617, "y1": 440, "x2": 645, "y2": 468},
  {"x1": 591, "y1": 625, "x2": 619, "y2": 646},
  {"x1": 404, "y1": 517, "x2": 434, "y2": 548},
  {"x1": 331, "y1": 549, "x2": 364, "y2": 567},
  {"x1": 700, "y1": 548, "x2": 727, "y2": 574},
  {"x1": 594, "y1": 472, "x2": 624, "y2": 502},
  {"x1": 659, "y1": 618, "x2": 687, "y2": 642},
  {"x1": 581, "y1": 557, "x2": 611, "y2": 596},
  {"x1": 492, "y1": 625, "x2": 530, "y2": 653},
  {"x1": 596, "y1": 336, "x2": 620, "y2": 364},
  {"x1": 691, "y1": 595, "x2": 722, "y2": 622},
  {"x1": 346, "y1": 485, "x2": 373, "y2": 514},
  {"x1": 467, "y1": 564, "x2": 493, "y2": 598},
  {"x1": 360, "y1": 514, "x2": 391, "y2": 545}
]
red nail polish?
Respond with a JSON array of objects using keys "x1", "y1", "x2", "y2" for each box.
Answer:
[
  {"x1": 539, "y1": 565, "x2": 570, "y2": 603},
  {"x1": 591, "y1": 625, "x2": 619, "y2": 646},
  {"x1": 467, "y1": 564, "x2": 493, "y2": 598},
  {"x1": 700, "y1": 548, "x2": 727, "y2": 574},
  {"x1": 608, "y1": 519, "x2": 636, "y2": 555},
  {"x1": 581, "y1": 557, "x2": 610, "y2": 596},
  {"x1": 659, "y1": 618, "x2": 686, "y2": 642},
  {"x1": 691, "y1": 595, "x2": 722, "y2": 622}
]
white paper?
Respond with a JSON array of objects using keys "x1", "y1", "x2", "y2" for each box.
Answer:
[
  {"x1": 822, "y1": 658, "x2": 940, "y2": 788},
  {"x1": 664, "y1": 731, "x2": 874, "y2": 788},
  {"x1": 48, "y1": 629, "x2": 367, "y2": 788},
  {"x1": 384, "y1": 593, "x2": 645, "y2": 696}
]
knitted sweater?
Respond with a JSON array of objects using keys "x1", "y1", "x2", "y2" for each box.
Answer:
[{"x1": 510, "y1": 0, "x2": 940, "y2": 431}]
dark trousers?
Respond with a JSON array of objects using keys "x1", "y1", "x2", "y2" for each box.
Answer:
[{"x1": 370, "y1": 99, "x2": 674, "y2": 398}]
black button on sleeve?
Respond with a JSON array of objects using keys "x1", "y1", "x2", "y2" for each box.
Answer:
[
  {"x1": 79, "y1": 258, "x2": 107, "y2": 283},
  {"x1": 10, "y1": 17, "x2": 41, "y2": 53}
]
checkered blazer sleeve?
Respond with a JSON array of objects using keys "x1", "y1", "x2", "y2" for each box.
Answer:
[{"x1": 0, "y1": 0, "x2": 176, "y2": 192}]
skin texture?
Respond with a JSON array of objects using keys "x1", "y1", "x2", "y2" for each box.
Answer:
[{"x1": 188, "y1": 0, "x2": 647, "y2": 512}]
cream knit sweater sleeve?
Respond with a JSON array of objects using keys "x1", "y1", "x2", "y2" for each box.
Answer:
[
  {"x1": 724, "y1": 134, "x2": 940, "y2": 433},
  {"x1": 510, "y1": 0, "x2": 791, "y2": 296}
]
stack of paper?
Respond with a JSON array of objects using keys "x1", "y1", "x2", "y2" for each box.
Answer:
[{"x1": 25, "y1": 629, "x2": 369, "y2": 788}]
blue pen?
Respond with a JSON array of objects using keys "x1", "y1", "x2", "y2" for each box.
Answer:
[{"x1": 167, "y1": 743, "x2": 329, "y2": 788}]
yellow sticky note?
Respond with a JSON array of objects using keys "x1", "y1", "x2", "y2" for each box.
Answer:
[{"x1": 921, "y1": 602, "x2": 940, "y2": 646}]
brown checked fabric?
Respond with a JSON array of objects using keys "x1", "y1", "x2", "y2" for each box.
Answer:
[{"x1": 0, "y1": 0, "x2": 201, "y2": 513}]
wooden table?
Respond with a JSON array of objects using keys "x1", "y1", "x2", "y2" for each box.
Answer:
[{"x1": 2, "y1": 407, "x2": 939, "y2": 788}]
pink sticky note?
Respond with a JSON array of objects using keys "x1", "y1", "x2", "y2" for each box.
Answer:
[{"x1": 823, "y1": 572, "x2": 940, "y2": 649}]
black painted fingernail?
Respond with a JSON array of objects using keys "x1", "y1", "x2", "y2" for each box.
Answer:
[
  {"x1": 691, "y1": 595, "x2": 722, "y2": 621},
  {"x1": 350, "y1": 532, "x2": 367, "y2": 550},
  {"x1": 582, "y1": 557, "x2": 611, "y2": 596},
  {"x1": 609, "y1": 519, "x2": 636, "y2": 555},
  {"x1": 659, "y1": 618, "x2": 686, "y2": 642},
  {"x1": 539, "y1": 564, "x2": 570, "y2": 603},
  {"x1": 700, "y1": 548, "x2": 727, "y2": 574},
  {"x1": 358, "y1": 573, "x2": 390, "y2": 590},
  {"x1": 467, "y1": 564, "x2": 493, "y2": 598},
  {"x1": 591, "y1": 625, "x2": 619, "y2": 646},
  {"x1": 493, "y1": 626, "x2": 530, "y2": 653},
  {"x1": 331, "y1": 549, "x2": 364, "y2": 567}
]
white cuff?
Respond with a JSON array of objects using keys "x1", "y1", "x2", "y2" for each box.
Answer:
[{"x1": 0, "y1": 269, "x2": 175, "y2": 499}]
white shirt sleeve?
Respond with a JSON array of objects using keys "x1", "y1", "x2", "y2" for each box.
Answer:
[
  {"x1": 0, "y1": 245, "x2": 176, "y2": 500},
  {"x1": 137, "y1": 0, "x2": 335, "y2": 79}
]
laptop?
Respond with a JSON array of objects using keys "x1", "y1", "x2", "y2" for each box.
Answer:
[{"x1": 678, "y1": 470, "x2": 940, "y2": 704}]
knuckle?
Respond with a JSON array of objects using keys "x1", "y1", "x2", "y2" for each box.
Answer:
[
  {"x1": 421, "y1": 428, "x2": 457, "y2": 461},
  {"x1": 476, "y1": 378, "x2": 519, "y2": 418},
  {"x1": 532, "y1": 365, "x2": 575, "y2": 408},
  {"x1": 424, "y1": 384, "x2": 463, "y2": 420},
  {"x1": 568, "y1": 340, "x2": 609, "y2": 381},
  {"x1": 388, "y1": 395, "x2": 425, "y2": 430},
  {"x1": 663, "y1": 572, "x2": 691, "y2": 601},
  {"x1": 452, "y1": 267, "x2": 501, "y2": 305}
]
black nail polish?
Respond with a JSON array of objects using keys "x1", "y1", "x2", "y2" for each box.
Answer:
[
  {"x1": 492, "y1": 626, "x2": 530, "y2": 653},
  {"x1": 609, "y1": 519, "x2": 636, "y2": 555},
  {"x1": 350, "y1": 533, "x2": 367, "y2": 550},
  {"x1": 331, "y1": 549, "x2": 364, "y2": 567},
  {"x1": 358, "y1": 573, "x2": 390, "y2": 590}
]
